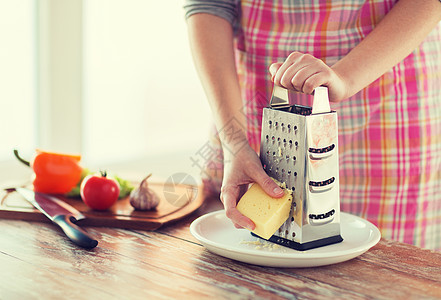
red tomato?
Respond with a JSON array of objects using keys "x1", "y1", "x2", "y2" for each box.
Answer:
[{"x1": 80, "y1": 171, "x2": 120, "y2": 210}]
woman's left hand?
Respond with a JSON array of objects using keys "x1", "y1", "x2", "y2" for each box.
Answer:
[{"x1": 269, "y1": 52, "x2": 349, "y2": 103}]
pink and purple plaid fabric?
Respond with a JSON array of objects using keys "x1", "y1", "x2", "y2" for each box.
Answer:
[{"x1": 200, "y1": 0, "x2": 441, "y2": 250}]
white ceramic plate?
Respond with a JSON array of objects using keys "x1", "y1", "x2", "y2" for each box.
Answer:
[{"x1": 190, "y1": 210, "x2": 381, "y2": 268}]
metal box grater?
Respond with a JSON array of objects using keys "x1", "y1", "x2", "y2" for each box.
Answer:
[{"x1": 258, "y1": 86, "x2": 343, "y2": 250}]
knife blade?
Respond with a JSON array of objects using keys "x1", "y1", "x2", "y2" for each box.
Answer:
[{"x1": 15, "y1": 188, "x2": 98, "y2": 249}]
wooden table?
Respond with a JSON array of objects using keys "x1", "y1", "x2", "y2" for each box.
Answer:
[{"x1": 1, "y1": 194, "x2": 440, "y2": 300}]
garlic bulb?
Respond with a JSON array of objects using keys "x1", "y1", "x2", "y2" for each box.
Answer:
[{"x1": 129, "y1": 174, "x2": 160, "y2": 211}]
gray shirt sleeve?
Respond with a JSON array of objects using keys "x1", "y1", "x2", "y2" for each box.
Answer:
[{"x1": 183, "y1": 0, "x2": 240, "y2": 32}]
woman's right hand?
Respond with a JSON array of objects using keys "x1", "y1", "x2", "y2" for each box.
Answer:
[
  {"x1": 220, "y1": 143, "x2": 284, "y2": 230},
  {"x1": 269, "y1": 52, "x2": 349, "y2": 102}
]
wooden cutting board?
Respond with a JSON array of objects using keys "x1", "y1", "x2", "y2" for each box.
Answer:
[{"x1": 0, "y1": 181, "x2": 205, "y2": 230}]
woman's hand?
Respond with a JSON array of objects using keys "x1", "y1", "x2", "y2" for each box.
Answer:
[
  {"x1": 220, "y1": 144, "x2": 284, "y2": 230},
  {"x1": 269, "y1": 52, "x2": 349, "y2": 103}
]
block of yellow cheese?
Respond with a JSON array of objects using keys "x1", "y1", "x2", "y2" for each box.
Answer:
[{"x1": 236, "y1": 180, "x2": 292, "y2": 240}]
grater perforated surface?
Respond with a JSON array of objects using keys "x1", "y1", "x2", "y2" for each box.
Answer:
[
  {"x1": 258, "y1": 87, "x2": 343, "y2": 250},
  {"x1": 260, "y1": 107, "x2": 307, "y2": 242}
]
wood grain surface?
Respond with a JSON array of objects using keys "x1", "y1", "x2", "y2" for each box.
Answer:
[
  {"x1": 0, "y1": 181, "x2": 204, "y2": 230},
  {"x1": 1, "y1": 193, "x2": 440, "y2": 300}
]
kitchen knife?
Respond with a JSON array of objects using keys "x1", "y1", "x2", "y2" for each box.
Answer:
[{"x1": 15, "y1": 188, "x2": 98, "y2": 249}]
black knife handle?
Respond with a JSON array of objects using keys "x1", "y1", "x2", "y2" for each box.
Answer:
[{"x1": 52, "y1": 215, "x2": 98, "y2": 249}]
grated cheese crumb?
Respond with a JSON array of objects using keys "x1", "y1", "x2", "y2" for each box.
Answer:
[{"x1": 240, "y1": 239, "x2": 287, "y2": 252}]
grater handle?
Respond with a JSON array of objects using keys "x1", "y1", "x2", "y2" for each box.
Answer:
[
  {"x1": 270, "y1": 85, "x2": 290, "y2": 108},
  {"x1": 312, "y1": 86, "x2": 331, "y2": 114}
]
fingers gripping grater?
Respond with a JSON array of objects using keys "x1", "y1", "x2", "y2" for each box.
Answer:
[{"x1": 258, "y1": 86, "x2": 343, "y2": 250}]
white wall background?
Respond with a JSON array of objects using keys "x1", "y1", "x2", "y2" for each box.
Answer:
[
  {"x1": 83, "y1": 0, "x2": 210, "y2": 165},
  {"x1": 1, "y1": 0, "x2": 212, "y2": 182},
  {"x1": 0, "y1": 0, "x2": 37, "y2": 161}
]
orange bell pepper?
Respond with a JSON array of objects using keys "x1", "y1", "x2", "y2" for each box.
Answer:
[{"x1": 14, "y1": 149, "x2": 83, "y2": 194}]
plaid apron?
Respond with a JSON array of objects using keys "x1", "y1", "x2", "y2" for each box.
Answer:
[{"x1": 200, "y1": 0, "x2": 441, "y2": 250}]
